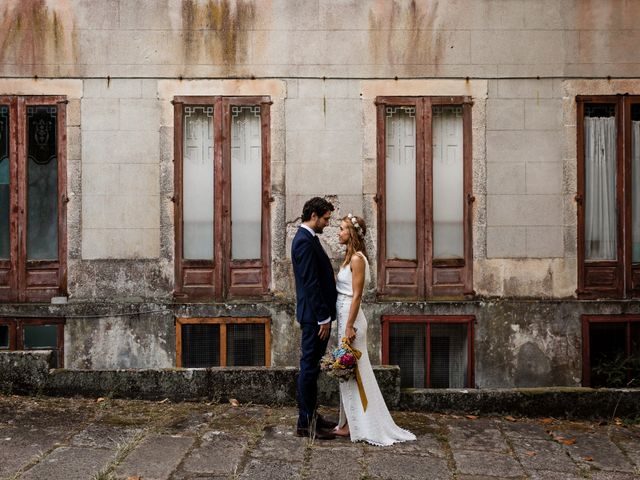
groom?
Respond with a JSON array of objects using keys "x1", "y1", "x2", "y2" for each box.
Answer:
[{"x1": 291, "y1": 197, "x2": 338, "y2": 440}]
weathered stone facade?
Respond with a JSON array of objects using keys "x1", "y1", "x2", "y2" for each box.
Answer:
[{"x1": 1, "y1": 0, "x2": 639, "y2": 387}]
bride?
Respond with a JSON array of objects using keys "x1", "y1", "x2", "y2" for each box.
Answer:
[{"x1": 333, "y1": 213, "x2": 416, "y2": 446}]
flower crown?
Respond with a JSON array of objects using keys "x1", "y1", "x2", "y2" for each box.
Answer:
[{"x1": 347, "y1": 213, "x2": 365, "y2": 239}]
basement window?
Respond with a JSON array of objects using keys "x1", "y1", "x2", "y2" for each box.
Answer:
[
  {"x1": 582, "y1": 315, "x2": 640, "y2": 387},
  {"x1": 382, "y1": 315, "x2": 474, "y2": 388},
  {"x1": 176, "y1": 317, "x2": 271, "y2": 368},
  {"x1": 0, "y1": 318, "x2": 64, "y2": 367}
]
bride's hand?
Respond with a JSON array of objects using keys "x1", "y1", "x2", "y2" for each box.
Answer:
[{"x1": 345, "y1": 326, "x2": 357, "y2": 344}]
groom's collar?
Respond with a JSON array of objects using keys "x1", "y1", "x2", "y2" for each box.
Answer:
[{"x1": 300, "y1": 224, "x2": 316, "y2": 237}]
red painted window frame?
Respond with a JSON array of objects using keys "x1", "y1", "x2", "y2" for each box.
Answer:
[
  {"x1": 173, "y1": 96, "x2": 272, "y2": 301},
  {"x1": 381, "y1": 315, "x2": 475, "y2": 388},
  {"x1": 0, "y1": 317, "x2": 65, "y2": 367},
  {"x1": 376, "y1": 96, "x2": 474, "y2": 299}
]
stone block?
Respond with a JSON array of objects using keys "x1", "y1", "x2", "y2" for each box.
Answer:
[
  {"x1": 141, "y1": 79, "x2": 158, "y2": 99},
  {"x1": 115, "y1": 435, "x2": 195, "y2": 480},
  {"x1": 119, "y1": 164, "x2": 160, "y2": 195},
  {"x1": 487, "y1": 226, "x2": 526, "y2": 258},
  {"x1": 525, "y1": 99, "x2": 563, "y2": 130},
  {"x1": 487, "y1": 194, "x2": 563, "y2": 226},
  {"x1": 82, "y1": 228, "x2": 160, "y2": 259},
  {"x1": 119, "y1": 99, "x2": 160, "y2": 131},
  {"x1": 487, "y1": 163, "x2": 525, "y2": 195},
  {"x1": 81, "y1": 98, "x2": 119, "y2": 131},
  {"x1": 497, "y1": 79, "x2": 556, "y2": 99},
  {"x1": 285, "y1": 97, "x2": 326, "y2": 132},
  {"x1": 83, "y1": 131, "x2": 160, "y2": 164},
  {"x1": 526, "y1": 162, "x2": 563, "y2": 194},
  {"x1": 286, "y1": 130, "x2": 361, "y2": 165},
  {"x1": 526, "y1": 226, "x2": 563, "y2": 258},
  {"x1": 578, "y1": 31, "x2": 640, "y2": 64},
  {"x1": 487, "y1": 130, "x2": 562, "y2": 163},
  {"x1": 73, "y1": 0, "x2": 120, "y2": 29},
  {"x1": 83, "y1": 78, "x2": 142, "y2": 99},
  {"x1": 82, "y1": 195, "x2": 112, "y2": 229},
  {"x1": 286, "y1": 163, "x2": 361, "y2": 195},
  {"x1": 20, "y1": 446, "x2": 116, "y2": 480},
  {"x1": 66, "y1": 126, "x2": 81, "y2": 161},
  {"x1": 471, "y1": 30, "x2": 566, "y2": 65},
  {"x1": 121, "y1": 195, "x2": 160, "y2": 228},
  {"x1": 67, "y1": 99, "x2": 81, "y2": 127},
  {"x1": 251, "y1": 30, "x2": 325, "y2": 66},
  {"x1": 324, "y1": 98, "x2": 363, "y2": 132},
  {"x1": 82, "y1": 164, "x2": 120, "y2": 196}
]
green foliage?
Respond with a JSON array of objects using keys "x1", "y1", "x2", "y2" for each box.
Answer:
[{"x1": 592, "y1": 351, "x2": 640, "y2": 388}]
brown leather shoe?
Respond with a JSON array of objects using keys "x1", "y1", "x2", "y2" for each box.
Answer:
[
  {"x1": 316, "y1": 415, "x2": 338, "y2": 430},
  {"x1": 295, "y1": 426, "x2": 336, "y2": 440}
]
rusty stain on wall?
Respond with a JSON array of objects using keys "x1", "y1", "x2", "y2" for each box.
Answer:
[
  {"x1": 368, "y1": 0, "x2": 444, "y2": 71},
  {"x1": 181, "y1": 0, "x2": 255, "y2": 72},
  {"x1": 0, "y1": 0, "x2": 77, "y2": 74}
]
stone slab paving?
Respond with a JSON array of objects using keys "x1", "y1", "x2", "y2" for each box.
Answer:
[{"x1": 0, "y1": 395, "x2": 639, "y2": 480}]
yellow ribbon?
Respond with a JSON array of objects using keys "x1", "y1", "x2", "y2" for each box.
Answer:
[{"x1": 342, "y1": 337, "x2": 368, "y2": 412}]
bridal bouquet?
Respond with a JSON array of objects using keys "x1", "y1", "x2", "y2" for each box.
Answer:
[{"x1": 321, "y1": 338, "x2": 361, "y2": 381}]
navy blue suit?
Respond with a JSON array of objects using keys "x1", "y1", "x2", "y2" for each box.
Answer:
[{"x1": 291, "y1": 226, "x2": 337, "y2": 428}]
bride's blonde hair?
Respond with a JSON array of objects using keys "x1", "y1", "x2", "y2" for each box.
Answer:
[{"x1": 342, "y1": 214, "x2": 368, "y2": 267}]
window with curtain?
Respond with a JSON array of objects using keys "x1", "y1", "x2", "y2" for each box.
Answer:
[
  {"x1": 377, "y1": 97, "x2": 473, "y2": 298},
  {"x1": 577, "y1": 96, "x2": 640, "y2": 298},
  {"x1": 173, "y1": 96, "x2": 271, "y2": 300}
]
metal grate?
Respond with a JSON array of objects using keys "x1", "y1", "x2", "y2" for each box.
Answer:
[
  {"x1": 430, "y1": 324, "x2": 468, "y2": 388},
  {"x1": 389, "y1": 323, "x2": 426, "y2": 388},
  {"x1": 181, "y1": 323, "x2": 220, "y2": 368},
  {"x1": 226, "y1": 323, "x2": 265, "y2": 366},
  {"x1": 585, "y1": 103, "x2": 615, "y2": 118}
]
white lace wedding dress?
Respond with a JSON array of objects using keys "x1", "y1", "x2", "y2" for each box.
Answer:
[{"x1": 336, "y1": 252, "x2": 416, "y2": 446}]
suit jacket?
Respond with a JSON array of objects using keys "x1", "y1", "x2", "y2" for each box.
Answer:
[{"x1": 291, "y1": 226, "x2": 337, "y2": 325}]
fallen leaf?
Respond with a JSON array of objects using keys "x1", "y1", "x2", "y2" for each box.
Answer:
[
  {"x1": 583, "y1": 456, "x2": 594, "y2": 461},
  {"x1": 540, "y1": 418, "x2": 554, "y2": 425},
  {"x1": 127, "y1": 476, "x2": 141, "y2": 480},
  {"x1": 504, "y1": 415, "x2": 517, "y2": 422},
  {"x1": 465, "y1": 415, "x2": 478, "y2": 420},
  {"x1": 96, "y1": 397, "x2": 105, "y2": 403},
  {"x1": 614, "y1": 418, "x2": 623, "y2": 426},
  {"x1": 525, "y1": 450, "x2": 537, "y2": 457},
  {"x1": 450, "y1": 414, "x2": 462, "y2": 419},
  {"x1": 229, "y1": 398, "x2": 240, "y2": 407},
  {"x1": 559, "y1": 437, "x2": 576, "y2": 446},
  {"x1": 158, "y1": 398, "x2": 169, "y2": 404}
]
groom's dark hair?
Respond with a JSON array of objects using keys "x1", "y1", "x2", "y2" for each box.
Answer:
[{"x1": 301, "y1": 197, "x2": 335, "y2": 222}]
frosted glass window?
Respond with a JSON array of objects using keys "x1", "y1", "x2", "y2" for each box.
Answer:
[
  {"x1": 385, "y1": 107, "x2": 417, "y2": 260},
  {"x1": 632, "y1": 115, "x2": 640, "y2": 263},
  {"x1": 26, "y1": 106, "x2": 58, "y2": 261},
  {"x1": 183, "y1": 106, "x2": 214, "y2": 260},
  {"x1": 584, "y1": 110, "x2": 617, "y2": 261},
  {"x1": 430, "y1": 323, "x2": 468, "y2": 388},
  {"x1": 432, "y1": 106, "x2": 464, "y2": 260},
  {"x1": 231, "y1": 106, "x2": 262, "y2": 260},
  {"x1": 0, "y1": 106, "x2": 9, "y2": 260}
]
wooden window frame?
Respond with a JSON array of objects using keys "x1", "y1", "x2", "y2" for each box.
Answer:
[
  {"x1": 175, "y1": 316, "x2": 271, "y2": 368},
  {"x1": 376, "y1": 96, "x2": 474, "y2": 299},
  {"x1": 577, "y1": 95, "x2": 640, "y2": 298},
  {"x1": 0, "y1": 96, "x2": 67, "y2": 302},
  {"x1": 381, "y1": 315, "x2": 475, "y2": 388},
  {"x1": 581, "y1": 314, "x2": 640, "y2": 387},
  {"x1": 0, "y1": 317, "x2": 64, "y2": 367},
  {"x1": 173, "y1": 96, "x2": 272, "y2": 301}
]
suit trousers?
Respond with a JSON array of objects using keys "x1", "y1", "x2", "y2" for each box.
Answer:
[{"x1": 297, "y1": 322, "x2": 330, "y2": 428}]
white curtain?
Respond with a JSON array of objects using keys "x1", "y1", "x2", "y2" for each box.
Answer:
[
  {"x1": 632, "y1": 121, "x2": 640, "y2": 263},
  {"x1": 584, "y1": 116, "x2": 617, "y2": 261}
]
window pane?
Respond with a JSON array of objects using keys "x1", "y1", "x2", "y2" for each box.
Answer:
[
  {"x1": 26, "y1": 106, "x2": 58, "y2": 261},
  {"x1": 226, "y1": 323, "x2": 265, "y2": 366},
  {"x1": 432, "y1": 106, "x2": 464, "y2": 260},
  {"x1": 23, "y1": 324, "x2": 58, "y2": 349},
  {"x1": 589, "y1": 322, "x2": 626, "y2": 387},
  {"x1": 181, "y1": 323, "x2": 220, "y2": 368},
  {"x1": 0, "y1": 325, "x2": 8, "y2": 348},
  {"x1": 631, "y1": 323, "x2": 640, "y2": 387},
  {"x1": 584, "y1": 106, "x2": 617, "y2": 261},
  {"x1": 0, "y1": 106, "x2": 9, "y2": 260},
  {"x1": 389, "y1": 323, "x2": 425, "y2": 388},
  {"x1": 430, "y1": 323, "x2": 468, "y2": 388},
  {"x1": 385, "y1": 107, "x2": 417, "y2": 260},
  {"x1": 231, "y1": 106, "x2": 262, "y2": 260},
  {"x1": 183, "y1": 106, "x2": 214, "y2": 260},
  {"x1": 632, "y1": 106, "x2": 640, "y2": 263}
]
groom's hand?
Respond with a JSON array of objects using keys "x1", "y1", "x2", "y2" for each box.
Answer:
[{"x1": 318, "y1": 323, "x2": 330, "y2": 341}]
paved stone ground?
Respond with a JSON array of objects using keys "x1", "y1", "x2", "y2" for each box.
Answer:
[{"x1": 0, "y1": 395, "x2": 639, "y2": 480}]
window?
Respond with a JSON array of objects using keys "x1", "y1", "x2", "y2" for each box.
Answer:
[
  {"x1": 577, "y1": 96, "x2": 640, "y2": 298},
  {"x1": 381, "y1": 315, "x2": 474, "y2": 388},
  {"x1": 0, "y1": 96, "x2": 67, "y2": 302},
  {"x1": 582, "y1": 315, "x2": 640, "y2": 387},
  {"x1": 376, "y1": 97, "x2": 473, "y2": 298},
  {"x1": 0, "y1": 318, "x2": 64, "y2": 367},
  {"x1": 176, "y1": 317, "x2": 271, "y2": 368},
  {"x1": 173, "y1": 96, "x2": 271, "y2": 300}
]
